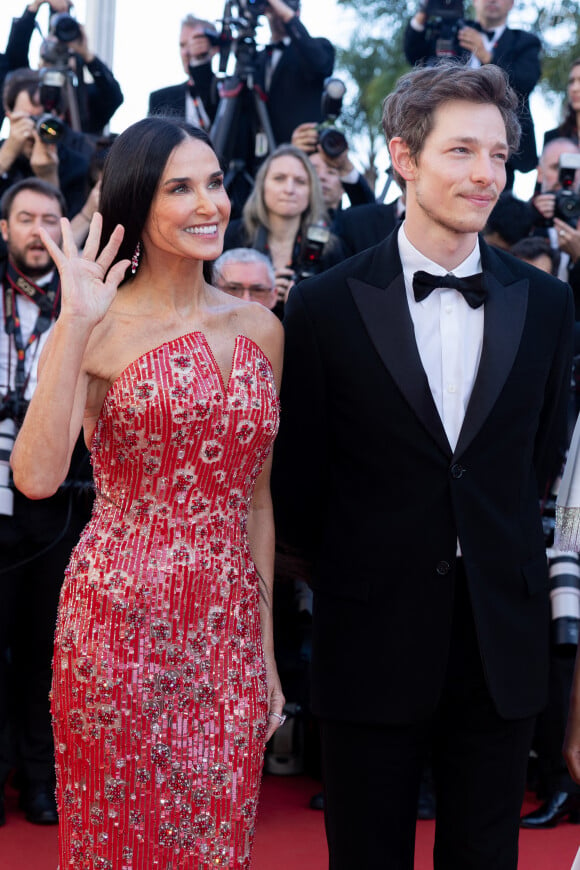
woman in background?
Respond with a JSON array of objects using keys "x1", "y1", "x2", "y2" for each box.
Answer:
[{"x1": 224, "y1": 143, "x2": 343, "y2": 308}]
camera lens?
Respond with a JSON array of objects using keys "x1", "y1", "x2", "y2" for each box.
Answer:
[
  {"x1": 36, "y1": 114, "x2": 66, "y2": 144},
  {"x1": 51, "y1": 13, "x2": 81, "y2": 43},
  {"x1": 319, "y1": 127, "x2": 348, "y2": 159}
]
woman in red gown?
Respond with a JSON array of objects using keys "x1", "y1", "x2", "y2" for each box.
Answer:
[{"x1": 11, "y1": 117, "x2": 285, "y2": 869}]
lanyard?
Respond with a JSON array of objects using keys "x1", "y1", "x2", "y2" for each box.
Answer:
[{"x1": 3, "y1": 261, "x2": 60, "y2": 397}]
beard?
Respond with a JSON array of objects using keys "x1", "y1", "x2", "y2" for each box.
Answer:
[{"x1": 10, "y1": 250, "x2": 53, "y2": 281}]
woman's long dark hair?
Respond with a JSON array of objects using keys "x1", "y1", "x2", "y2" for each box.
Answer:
[{"x1": 98, "y1": 117, "x2": 218, "y2": 283}]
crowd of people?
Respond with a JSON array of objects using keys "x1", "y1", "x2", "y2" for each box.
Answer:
[{"x1": 2, "y1": 0, "x2": 580, "y2": 867}]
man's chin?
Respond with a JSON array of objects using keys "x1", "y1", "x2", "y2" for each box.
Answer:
[{"x1": 18, "y1": 259, "x2": 53, "y2": 279}]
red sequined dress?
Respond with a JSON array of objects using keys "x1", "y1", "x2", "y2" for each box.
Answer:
[{"x1": 52, "y1": 332, "x2": 279, "y2": 869}]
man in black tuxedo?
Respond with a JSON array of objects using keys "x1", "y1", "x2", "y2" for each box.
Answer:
[
  {"x1": 273, "y1": 62, "x2": 573, "y2": 869},
  {"x1": 148, "y1": 15, "x2": 219, "y2": 129},
  {"x1": 255, "y1": 0, "x2": 335, "y2": 147},
  {"x1": 404, "y1": 0, "x2": 541, "y2": 187}
]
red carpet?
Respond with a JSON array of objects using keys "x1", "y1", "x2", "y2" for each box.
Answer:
[{"x1": 1, "y1": 776, "x2": 579, "y2": 868}]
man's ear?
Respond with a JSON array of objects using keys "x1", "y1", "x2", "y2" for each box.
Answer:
[
  {"x1": 389, "y1": 137, "x2": 417, "y2": 184},
  {"x1": 0, "y1": 220, "x2": 7, "y2": 244}
]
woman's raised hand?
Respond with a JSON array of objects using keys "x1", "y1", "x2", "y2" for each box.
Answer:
[{"x1": 39, "y1": 213, "x2": 131, "y2": 326}]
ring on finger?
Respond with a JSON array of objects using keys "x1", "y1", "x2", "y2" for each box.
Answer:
[{"x1": 268, "y1": 712, "x2": 286, "y2": 724}]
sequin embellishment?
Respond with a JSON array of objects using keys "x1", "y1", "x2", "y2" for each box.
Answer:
[{"x1": 52, "y1": 333, "x2": 279, "y2": 869}]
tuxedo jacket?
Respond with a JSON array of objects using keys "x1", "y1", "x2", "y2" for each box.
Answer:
[
  {"x1": 272, "y1": 231, "x2": 573, "y2": 725},
  {"x1": 332, "y1": 201, "x2": 401, "y2": 257},
  {"x1": 254, "y1": 17, "x2": 335, "y2": 146},
  {"x1": 404, "y1": 23, "x2": 541, "y2": 173},
  {"x1": 148, "y1": 64, "x2": 218, "y2": 125}
]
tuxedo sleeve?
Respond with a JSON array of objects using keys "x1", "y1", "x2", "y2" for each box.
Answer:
[
  {"x1": 5, "y1": 8, "x2": 35, "y2": 70},
  {"x1": 272, "y1": 283, "x2": 329, "y2": 563},
  {"x1": 284, "y1": 17, "x2": 335, "y2": 81},
  {"x1": 403, "y1": 22, "x2": 433, "y2": 65},
  {"x1": 492, "y1": 31, "x2": 541, "y2": 98},
  {"x1": 534, "y1": 283, "x2": 574, "y2": 492}
]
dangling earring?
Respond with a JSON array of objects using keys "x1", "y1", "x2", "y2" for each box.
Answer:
[{"x1": 131, "y1": 241, "x2": 141, "y2": 275}]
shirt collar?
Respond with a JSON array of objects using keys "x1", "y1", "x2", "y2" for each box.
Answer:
[{"x1": 398, "y1": 223, "x2": 482, "y2": 304}]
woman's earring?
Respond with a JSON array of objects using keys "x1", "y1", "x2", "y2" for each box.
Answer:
[{"x1": 131, "y1": 241, "x2": 141, "y2": 275}]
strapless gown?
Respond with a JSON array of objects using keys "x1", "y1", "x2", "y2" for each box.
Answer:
[{"x1": 51, "y1": 332, "x2": 280, "y2": 869}]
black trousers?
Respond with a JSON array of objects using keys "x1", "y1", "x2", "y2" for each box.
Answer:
[
  {"x1": 318, "y1": 561, "x2": 536, "y2": 870},
  {"x1": 0, "y1": 487, "x2": 92, "y2": 788}
]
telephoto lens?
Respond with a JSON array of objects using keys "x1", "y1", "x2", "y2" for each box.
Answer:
[{"x1": 0, "y1": 418, "x2": 17, "y2": 517}]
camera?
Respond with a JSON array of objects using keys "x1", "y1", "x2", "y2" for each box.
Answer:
[
  {"x1": 28, "y1": 68, "x2": 69, "y2": 144},
  {"x1": 317, "y1": 78, "x2": 348, "y2": 159},
  {"x1": 0, "y1": 392, "x2": 27, "y2": 518},
  {"x1": 548, "y1": 550, "x2": 580, "y2": 649},
  {"x1": 423, "y1": 0, "x2": 465, "y2": 59},
  {"x1": 555, "y1": 153, "x2": 580, "y2": 225},
  {"x1": 295, "y1": 221, "x2": 331, "y2": 281}
]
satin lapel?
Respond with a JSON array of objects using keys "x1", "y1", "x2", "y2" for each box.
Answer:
[
  {"x1": 454, "y1": 256, "x2": 529, "y2": 458},
  {"x1": 348, "y1": 271, "x2": 451, "y2": 457}
]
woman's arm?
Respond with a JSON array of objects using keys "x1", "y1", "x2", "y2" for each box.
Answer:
[
  {"x1": 10, "y1": 214, "x2": 129, "y2": 498},
  {"x1": 246, "y1": 313, "x2": 285, "y2": 742}
]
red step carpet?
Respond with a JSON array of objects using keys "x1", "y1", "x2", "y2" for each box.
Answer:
[{"x1": 1, "y1": 776, "x2": 579, "y2": 868}]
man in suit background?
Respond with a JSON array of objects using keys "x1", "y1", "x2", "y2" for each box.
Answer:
[
  {"x1": 273, "y1": 62, "x2": 573, "y2": 869},
  {"x1": 404, "y1": 0, "x2": 541, "y2": 188},
  {"x1": 256, "y1": 0, "x2": 335, "y2": 148},
  {"x1": 148, "y1": 14, "x2": 219, "y2": 129}
]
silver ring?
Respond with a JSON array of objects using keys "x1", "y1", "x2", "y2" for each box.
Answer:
[
  {"x1": 269, "y1": 712, "x2": 286, "y2": 724},
  {"x1": 560, "y1": 230, "x2": 567, "y2": 238}
]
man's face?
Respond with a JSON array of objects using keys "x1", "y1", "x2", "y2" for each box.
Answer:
[
  {"x1": 179, "y1": 23, "x2": 213, "y2": 73},
  {"x1": 402, "y1": 100, "x2": 508, "y2": 239},
  {"x1": 309, "y1": 152, "x2": 343, "y2": 211},
  {"x1": 216, "y1": 261, "x2": 277, "y2": 309},
  {"x1": 473, "y1": 0, "x2": 514, "y2": 28},
  {"x1": 0, "y1": 190, "x2": 62, "y2": 279},
  {"x1": 538, "y1": 141, "x2": 580, "y2": 192}
]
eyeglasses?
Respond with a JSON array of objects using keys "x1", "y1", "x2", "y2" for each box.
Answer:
[{"x1": 218, "y1": 282, "x2": 275, "y2": 298}]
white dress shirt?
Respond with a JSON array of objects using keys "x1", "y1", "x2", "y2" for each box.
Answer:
[{"x1": 398, "y1": 224, "x2": 484, "y2": 453}]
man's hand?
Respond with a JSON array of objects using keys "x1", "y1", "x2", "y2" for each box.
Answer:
[
  {"x1": 457, "y1": 25, "x2": 492, "y2": 63},
  {"x1": 29, "y1": 133, "x2": 60, "y2": 187},
  {"x1": 291, "y1": 122, "x2": 319, "y2": 154},
  {"x1": 266, "y1": 0, "x2": 297, "y2": 23},
  {"x1": 274, "y1": 266, "x2": 296, "y2": 304},
  {"x1": 317, "y1": 146, "x2": 355, "y2": 178},
  {"x1": 68, "y1": 24, "x2": 95, "y2": 64},
  {"x1": 1, "y1": 113, "x2": 36, "y2": 169},
  {"x1": 554, "y1": 217, "x2": 580, "y2": 263},
  {"x1": 532, "y1": 193, "x2": 556, "y2": 222},
  {"x1": 27, "y1": 0, "x2": 71, "y2": 12}
]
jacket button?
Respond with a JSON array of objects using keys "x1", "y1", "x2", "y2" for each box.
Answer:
[
  {"x1": 451, "y1": 463, "x2": 465, "y2": 479},
  {"x1": 436, "y1": 560, "x2": 450, "y2": 575}
]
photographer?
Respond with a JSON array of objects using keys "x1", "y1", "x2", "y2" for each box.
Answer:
[
  {"x1": 256, "y1": 0, "x2": 335, "y2": 147},
  {"x1": 0, "y1": 177, "x2": 93, "y2": 825},
  {"x1": 0, "y1": 68, "x2": 91, "y2": 220},
  {"x1": 291, "y1": 121, "x2": 375, "y2": 219},
  {"x1": 4, "y1": 0, "x2": 123, "y2": 136},
  {"x1": 404, "y1": 0, "x2": 541, "y2": 186},
  {"x1": 148, "y1": 15, "x2": 219, "y2": 129},
  {"x1": 531, "y1": 138, "x2": 580, "y2": 316}
]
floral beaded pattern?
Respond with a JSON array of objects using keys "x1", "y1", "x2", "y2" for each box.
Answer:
[{"x1": 52, "y1": 333, "x2": 279, "y2": 869}]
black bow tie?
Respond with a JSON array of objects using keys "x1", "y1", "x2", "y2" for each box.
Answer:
[
  {"x1": 412, "y1": 270, "x2": 487, "y2": 308},
  {"x1": 266, "y1": 41, "x2": 286, "y2": 55},
  {"x1": 474, "y1": 22, "x2": 496, "y2": 39}
]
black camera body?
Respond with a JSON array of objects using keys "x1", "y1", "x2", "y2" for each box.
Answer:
[
  {"x1": 295, "y1": 222, "x2": 331, "y2": 281},
  {"x1": 317, "y1": 77, "x2": 348, "y2": 159},
  {"x1": 555, "y1": 153, "x2": 580, "y2": 225},
  {"x1": 424, "y1": 0, "x2": 466, "y2": 59}
]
